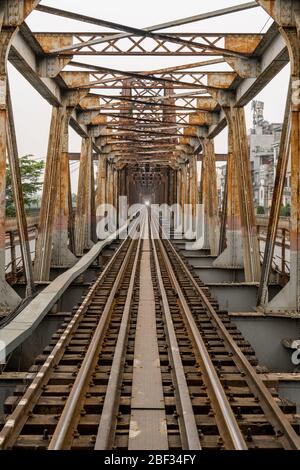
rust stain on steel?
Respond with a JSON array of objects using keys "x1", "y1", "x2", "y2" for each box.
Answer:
[
  {"x1": 91, "y1": 114, "x2": 108, "y2": 125},
  {"x1": 225, "y1": 124, "x2": 242, "y2": 232},
  {"x1": 79, "y1": 96, "x2": 101, "y2": 110},
  {"x1": 207, "y1": 72, "x2": 237, "y2": 89},
  {"x1": 34, "y1": 33, "x2": 74, "y2": 53},
  {"x1": 184, "y1": 125, "x2": 198, "y2": 137},
  {"x1": 0, "y1": 109, "x2": 7, "y2": 251},
  {"x1": 189, "y1": 111, "x2": 217, "y2": 126},
  {"x1": 225, "y1": 35, "x2": 262, "y2": 54},
  {"x1": 60, "y1": 71, "x2": 90, "y2": 88},
  {"x1": 197, "y1": 96, "x2": 218, "y2": 111}
]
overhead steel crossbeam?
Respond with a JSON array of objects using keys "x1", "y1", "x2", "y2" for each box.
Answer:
[
  {"x1": 68, "y1": 63, "x2": 209, "y2": 90},
  {"x1": 34, "y1": 32, "x2": 261, "y2": 57},
  {"x1": 89, "y1": 90, "x2": 209, "y2": 103},
  {"x1": 69, "y1": 61, "x2": 216, "y2": 89},
  {"x1": 36, "y1": 3, "x2": 258, "y2": 58},
  {"x1": 98, "y1": 95, "x2": 199, "y2": 111}
]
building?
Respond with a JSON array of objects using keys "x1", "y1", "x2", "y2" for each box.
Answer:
[
  {"x1": 217, "y1": 101, "x2": 290, "y2": 215},
  {"x1": 249, "y1": 101, "x2": 291, "y2": 214}
]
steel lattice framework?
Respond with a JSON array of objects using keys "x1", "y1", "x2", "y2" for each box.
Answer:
[{"x1": 0, "y1": 0, "x2": 299, "y2": 318}]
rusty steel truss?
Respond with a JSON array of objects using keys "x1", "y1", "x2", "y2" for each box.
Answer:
[{"x1": 0, "y1": 0, "x2": 299, "y2": 316}]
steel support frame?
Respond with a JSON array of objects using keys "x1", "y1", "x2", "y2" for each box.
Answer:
[
  {"x1": 214, "y1": 122, "x2": 244, "y2": 268},
  {"x1": 95, "y1": 153, "x2": 107, "y2": 226},
  {"x1": 74, "y1": 135, "x2": 96, "y2": 256},
  {"x1": 51, "y1": 104, "x2": 78, "y2": 268},
  {"x1": 257, "y1": 83, "x2": 291, "y2": 309},
  {"x1": 199, "y1": 138, "x2": 219, "y2": 255},
  {"x1": 6, "y1": 81, "x2": 34, "y2": 296},
  {"x1": 257, "y1": 0, "x2": 300, "y2": 311},
  {"x1": 0, "y1": 1, "x2": 41, "y2": 311},
  {"x1": 231, "y1": 106, "x2": 261, "y2": 282},
  {"x1": 34, "y1": 106, "x2": 66, "y2": 281}
]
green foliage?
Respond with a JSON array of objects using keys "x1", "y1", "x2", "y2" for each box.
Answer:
[
  {"x1": 6, "y1": 155, "x2": 44, "y2": 218},
  {"x1": 280, "y1": 203, "x2": 291, "y2": 217},
  {"x1": 72, "y1": 193, "x2": 77, "y2": 206},
  {"x1": 256, "y1": 205, "x2": 265, "y2": 215}
]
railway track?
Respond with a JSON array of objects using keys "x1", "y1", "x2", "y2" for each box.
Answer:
[{"x1": 0, "y1": 209, "x2": 300, "y2": 450}]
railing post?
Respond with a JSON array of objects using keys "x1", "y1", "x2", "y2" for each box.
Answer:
[
  {"x1": 282, "y1": 229, "x2": 286, "y2": 276},
  {"x1": 9, "y1": 231, "x2": 16, "y2": 281}
]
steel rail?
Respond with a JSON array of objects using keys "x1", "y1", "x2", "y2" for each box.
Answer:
[
  {"x1": 151, "y1": 215, "x2": 247, "y2": 450},
  {"x1": 158, "y1": 219, "x2": 300, "y2": 450},
  {"x1": 0, "y1": 218, "x2": 139, "y2": 450},
  {"x1": 150, "y1": 218, "x2": 201, "y2": 450},
  {"x1": 94, "y1": 213, "x2": 146, "y2": 450},
  {"x1": 48, "y1": 215, "x2": 144, "y2": 449}
]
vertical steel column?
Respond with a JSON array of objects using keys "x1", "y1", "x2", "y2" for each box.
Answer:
[
  {"x1": 34, "y1": 106, "x2": 65, "y2": 281},
  {"x1": 181, "y1": 163, "x2": 187, "y2": 235},
  {"x1": 257, "y1": 84, "x2": 291, "y2": 308},
  {"x1": 214, "y1": 124, "x2": 244, "y2": 268},
  {"x1": 51, "y1": 107, "x2": 77, "y2": 267},
  {"x1": 202, "y1": 138, "x2": 219, "y2": 255},
  {"x1": 177, "y1": 168, "x2": 181, "y2": 206},
  {"x1": 218, "y1": 162, "x2": 228, "y2": 256},
  {"x1": 1, "y1": 2, "x2": 42, "y2": 292},
  {"x1": 113, "y1": 167, "x2": 119, "y2": 226},
  {"x1": 74, "y1": 136, "x2": 95, "y2": 256},
  {"x1": 106, "y1": 161, "x2": 114, "y2": 207},
  {"x1": 96, "y1": 154, "x2": 107, "y2": 227},
  {"x1": 68, "y1": 165, "x2": 75, "y2": 254},
  {"x1": 188, "y1": 155, "x2": 198, "y2": 234},
  {"x1": 164, "y1": 170, "x2": 169, "y2": 205},
  {"x1": 186, "y1": 162, "x2": 191, "y2": 207},
  {"x1": 0, "y1": 28, "x2": 21, "y2": 312},
  {"x1": 200, "y1": 152, "x2": 209, "y2": 249},
  {"x1": 257, "y1": 0, "x2": 300, "y2": 310},
  {"x1": 167, "y1": 168, "x2": 174, "y2": 206},
  {"x1": 6, "y1": 82, "x2": 34, "y2": 296},
  {"x1": 231, "y1": 107, "x2": 261, "y2": 282},
  {"x1": 9, "y1": 231, "x2": 16, "y2": 282},
  {"x1": 173, "y1": 170, "x2": 177, "y2": 206}
]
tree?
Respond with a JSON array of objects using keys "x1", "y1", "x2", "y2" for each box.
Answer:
[
  {"x1": 256, "y1": 205, "x2": 265, "y2": 215},
  {"x1": 280, "y1": 203, "x2": 291, "y2": 217},
  {"x1": 6, "y1": 155, "x2": 44, "y2": 217}
]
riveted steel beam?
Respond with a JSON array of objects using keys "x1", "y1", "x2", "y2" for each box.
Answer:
[
  {"x1": 257, "y1": 82, "x2": 291, "y2": 309},
  {"x1": 230, "y1": 106, "x2": 261, "y2": 282},
  {"x1": 35, "y1": 5, "x2": 256, "y2": 59},
  {"x1": 199, "y1": 137, "x2": 220, "y2": 255},
  {"x1": 213, "y1": 119, "x2": 243, "y2": 269},
  {"x1": 0, "y1": 25, "x2": 23, "y2": 312},
  {"x1": 257, "y1": 0, "x2": 300, "y2": 311},
  {"x1": 34, "y1": 106, "x2": 67, "y2": 281},
  {"x1": 75, "y1": 135, "x2": 96, "y2": 256},
  {"x1": 6, "y1": 81, "x2": 34, "y2": 297},
  {"x1": 1, "y1": 0, "x2": 40, "y2": 28}
]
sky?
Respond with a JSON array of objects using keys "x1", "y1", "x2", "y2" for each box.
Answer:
[{"x1": 8, "y1": 0, "x2": 290, "y2": 190}]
